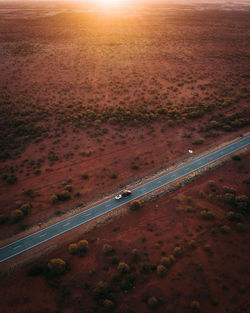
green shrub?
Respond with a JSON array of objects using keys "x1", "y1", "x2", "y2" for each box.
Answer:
[
  {"x1": 156, "y1": 265, "x2": 167, "y2": 277},
  {"x1": 24, "y1": 189, "x2": 34, "y2": 197},
  {"x1": 139, "y1": 262, "x2": 151, "y2": 274},
  {"x1": 120, "y1": 274, "x2": 136, "y2": 291},
  {"x1": 110, "y1": 173, "x2": 118, "y2": 179},
  {"x1": 50, "y1": 194, "x2": 58, "y2": 204},
  {"x1": 208, "y1": 180, "x2": 218, "y2": 192},
  {"x1": 190, "y1": 300, "x2": 200, "y2": 312},
  {"x1": 11, "y1": 209, "x2": 24, "y2": 223},
  {"x1": 0, "y1": 214, "x2": 8, "y2": 224},
  {"x1": 188, "y1": 240, "x2": 197, "y2": 249},
  {"x1": 226, "y1": 211, "x2": 244, "y2": 222},
  {"x1": 92, "y1": 281, "x2": 110, "y2": 301},
  {"x1": 187, "y1": 196, "x2": 192, "y2": 204},
  {"x1": 7, "y1": 174, "x2": 18, "y2": 184},
  {"x1": 111, "y1": 272, "x2": 121, "y2": 282},
  {"x1": 103, "y1": 299, "x2": 115, "y2": 311},
  {"x1": 199, "y1": 190, "x2": 205, "y2": 198},
  {"x1": 34, "y1": 169, "x2": 41, "y2": 175},
  {"x1": 223, "y1": 186, "x2": 236, "y2": 194},
  {"x1": 200, "y1": 209, "x2": 215, "y2": 220},
  {"x1": 47, "y1": 258, "x2": 66, "y2": 275},
  {"x1": 232, "y1": 155, "x2": 241, "y2": 161},
  {"x1": 224, "y1": 193, "x2": 235, "y2": 204},
  {"x1": 57, "y1": 191, "x2": 71, "y2": 201},
  {"x1": 68, "y1": 243, "x2": 78, "y2": 255},
  {"x1": 117, "y1": 262, "x2": 130, "y2": 274},
  {"x1": 208, "y1": 180, "x2": 216, "y2": 188},
  {"x1": 186, "y1": 207, "x2": 195, "y2": 213},
  {"x1": 77, "y1": 240, "x2": 89, "y2": 255},
  {"x1": 131, "y1": 249, "x2": 139, "y2": 262},
  {"x1": 28, "y1": 264, "x2": 44, "y2": 277},
  {"x1": 160, "y1": 257, "x2": 172, "y2": 268},
  {"x1": 74, "y1": 191, "x2": 82, "y2": 198},
  {"x1": 79, "y1": 150, "x2": 92, "y2": 157},
  {"x1": 147, "y1": 296, "x2": 158, "y2": 308},
  {"x1": 173, "y1": 246, "x2": 182, "y2": 257},
  {"x1": 235, "y1": 195, "x2": 249, "y2": 214},
  {"x1": 65, "y1": 185, "x2": 73, "y2": 192},
  {"x1": 111, "y1": 256, "x2": 119, "y2": 265},
  {"x1": 103, "y1": 244, "x2": 115, "y2": 255},
  {"x1": 220, "y1": 225, "x2": 231, "y2": 234},
  {"x1": 129, "y1": 200, "x2": 142, "y2": 211},
  {"x1": 169, "y1": 254, "x2": 176, "y2": 264},
  {"x1": 236, "y1": 223, "x2": 246, "y2": 233},
  {"x1": 203, "y1": 244, "x2": 212, "y2": 252},
  {"x1": 192, "y1": 139, "x2": 204, "y2": 145},
  {"x1": 20, "y1": 203, "x2": 32, "y2": 215},
  {"x1": 81, "y1": 173, "x2": 89, "y2": 179}
]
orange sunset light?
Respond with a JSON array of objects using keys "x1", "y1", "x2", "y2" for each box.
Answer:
[{"x1": 91, "y1": 0, "x2": 131, "y2": 9}]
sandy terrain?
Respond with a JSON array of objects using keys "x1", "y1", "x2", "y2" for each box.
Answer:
[
  {"x1": 0, "y1": 2, "x2": 249, "y2": 240},
  {"x1": 0, "y1": 149, "x2": 249, "y2": 313},
  {"x1": 0, "y1": 3, "x2": 249, "y2": 313}
]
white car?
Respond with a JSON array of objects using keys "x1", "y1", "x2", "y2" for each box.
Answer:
[{"x1": 115, "y1": 190, "x2": 132, "y2": 200}]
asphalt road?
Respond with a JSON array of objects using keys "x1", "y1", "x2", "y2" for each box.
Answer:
[{"x1": 0, "y1": 135, "x2": 249, "y2": 262}]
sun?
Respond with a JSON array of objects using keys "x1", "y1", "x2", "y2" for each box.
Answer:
[{"x1": 92, "y1": 0, "x2": 128, "y2": 9}]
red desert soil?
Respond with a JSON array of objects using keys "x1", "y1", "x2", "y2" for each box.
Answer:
[
  {"x1": 0, "y1": 1, "x2": 249, "y2": 240},
  {"x1": 0, "y1": 150, "x2": 249, "y2": 313}
]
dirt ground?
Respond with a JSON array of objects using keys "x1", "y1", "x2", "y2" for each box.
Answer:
[
  {"x1": 1, "y1": 146, "x2": 249, "y2": 313},
  {"x1": 0, "y1": 1, "x2": 249, "y2": 240}
]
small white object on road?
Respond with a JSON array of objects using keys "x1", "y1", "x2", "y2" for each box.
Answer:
[{"x1": 188, "y1": 150, "x2": 193, "y2": 154}]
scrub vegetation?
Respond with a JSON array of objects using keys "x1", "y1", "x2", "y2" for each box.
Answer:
[
  {"x1": 0, "y1": 1, "x2": 249, "y2": 240},
  {"x1": 0, "y1": 2, "x2": 249, "y2": 312},
  {"x1": 1, "y1": 148, "x2": 249, "y2": 313}
]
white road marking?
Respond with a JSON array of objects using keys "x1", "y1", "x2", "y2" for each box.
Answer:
[
  {"x1": 39, "y1": 233, "x2": 46, "y2": 237},
  {"x1": 13, "y1": 245, "x2": 21, "y2": 250},
  {"x1": 1, "y1": 136, "x2": 249, "y2": 263}
]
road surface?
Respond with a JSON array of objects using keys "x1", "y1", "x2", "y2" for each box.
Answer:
[{"x1": 0, "y1": 135, "x2": 249, "y2": 262}]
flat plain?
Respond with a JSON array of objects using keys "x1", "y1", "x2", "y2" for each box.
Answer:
[{"x1": 0, "y1": 1, "x2": 249, "y2": 312}]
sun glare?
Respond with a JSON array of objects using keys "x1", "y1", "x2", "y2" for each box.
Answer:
[{"x1": 92, "y1": 0, "x2": 128, "y2": 10}]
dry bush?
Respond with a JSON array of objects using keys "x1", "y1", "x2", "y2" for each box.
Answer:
[
  {"x1": 226, "y1": 211, "x2": 244, "y2": 222},
  {"x1": 173, "y1": 246, "x2": 182, "y2": 257},
  {"x1": 103, "y1": 299, "x2": 115, "y2": 311},
  {"x1": 200, "y1": 209, "x2": 215, "y2": 220},
  {"x1": 147, "y1": 296, "x2": 158, "y2": 308},
  {"x1": 117, "y1": 262, "x2": 130, "y2": 274},
  {"x1": 68, "y1": 243, "x2": 78, "y2": 255},
  {"x1": 139, "y1": 262, "x2": 151, "y2": 274},
  {"x1": 57, "y1": 190, "x2": 71, "y2": 201},
  {"x1": 188, "y1": 240, "x2": 197, "y2": 249},
  {"x1": 156, "y1": 265, "x2": 167, "y2": 277},
  {"x1": 77, "y1": 240, "x2": 89, "y2": 255},
  {"x1": 190, "y1": 300, "x2": 200, "y2": 312},
  {"x1": 131, "y1": 249, "x2": 139, "y2": 262},
  {"x1": 50, "y1": 194, "x2": 59, "y2": 206},
  {"x1": 11, "y1": 209, "x2": 24, "y2": 223},
  {"x1": 47, "y1": 258, "x2": 66, "y2": 275},
  {"x1": 103, "y1": 244, "x2": 115, "y2": 255},
  {"x1": 129, "y1": 200, "x2": 142, "y2": 211},
  {"x1": 220, "y1": 225, "x2": 231, "y2": 234}
]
